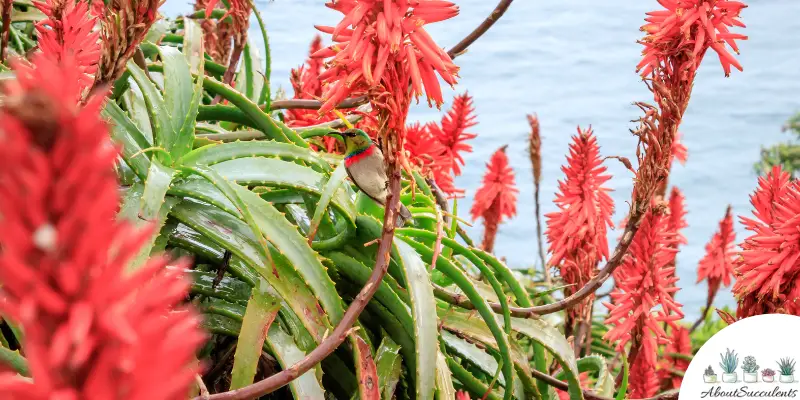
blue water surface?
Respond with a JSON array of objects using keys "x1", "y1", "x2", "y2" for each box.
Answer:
[{"x1": 163, "y1": 0, "x2": 800, "y2": 319}]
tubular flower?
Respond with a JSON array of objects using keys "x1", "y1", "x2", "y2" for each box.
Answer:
[
  {"x1": 193, "y1": 0, "x2": 233, "y2": 64},
  {"x1": 697, "y1": 205, "x2": 736, "y2": 300},
  {"x1": 286, "y1": 36, "x2": 337, "y2": 129},
  {"x1": 527, "y1": 114, "x2": 542, "y2": 185},
  {"x1": 658, "y1": 326, "x2": 691, "y2": 390},
  {"x1": 667, "y1": 187, "x2": 688, "y2": 246},
  {"x1": 545, "y1": 127, "x2": 614, "y2": 326},
  {"x1": 671, "y1": 132, "x2": 688, "y2": 166},
  {"x1": 95, "y1": 0, "x2": 162, "y2": 87},
  {"x1": 404, "y1": 122, "x2": 463, "y2": 196},
  {"x1": 734, "y1": 166, "x2": 800, "y2": 318},
  {"x1": 471, "y1": 146, "x2": 518, "y2": 253},
  {"x1": 425, "y1": 92, "x2": 477, "y2": 176},
  {"x1": 638, "y1": 0, "x2": 748, "y2": 79},
  {"x1": 629, "y1": 336, "x2": 660, "y2": 399},
  {"x1": 546, "y1": 127, "x2": 615, "y2": 266},
  {"x1": 33, "y1": 0, "x2": 100, "y2": 97},
  {"x1": 315, "y1": 0, "x2": 460, "y2": 149},
  {"x1": 603, "y1": 207, "x2": 684, "y2": 351},
  {"x1": 0, "y1": 56, "x2": 204, "y2": 399}
]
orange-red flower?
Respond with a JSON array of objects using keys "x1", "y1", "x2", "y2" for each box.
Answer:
[
  {"x1": 629, "y1": 336, "x2": 660, "y2": 399},
  {"x1": 671, "y1": 132, "x2": 688, "y2": 166},
  {"x1": 638, "y1": 0, "x2": 748, "y2": 78},
  {"x1": 697, "y1": 205, "x2": 736, "y2": 300},
  {"x1": 667, "y1": 187, "x2": 688, "y2": 245},
  {"x1": 314, "y1": 0, "x2": 460, "y2": 131},
  {"x1": 604, "y1": 207, "x2": 684, "y2": 350},
  {"x1": 34, "y1": 0, "x2": 100, "y2": 96},
  {"x1": 471, "y1": 146, "x2": 518, "y2": 253},
  {"x1": 0, "y1": 56, "x2": 204, "y2": 400},
  {"x1": 658, "y1": 326, "x2": 691, "y2": 389},
  {"x1": 545, "y1": 126, "x2": 614, "y2": 326},
  {"x1": 455, "y1": 390, "x2": 471, "y2": 400},
  {"x1": 546, "y1": 126, "x2": 615, "y2": 267},
  {"x1": 426, "y1": 92, "x2": 477, "y2": 176},
  {"x1": 286, "y1": 36, "x2": 331, "y2": 128},
  {"x1": 734, "y1": 166, "x2": 800, "y2": 317}
]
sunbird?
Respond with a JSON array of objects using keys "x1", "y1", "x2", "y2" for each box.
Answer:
[{"x1": 328, "y1": 128, "x2": 412, "y2": 226}]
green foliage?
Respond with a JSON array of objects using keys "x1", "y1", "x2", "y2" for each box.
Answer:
[
  {"x1": 755, "y1": 111, "x2": 800, "y2": 175},
  {"x1": 778, "y1": 358, "x2": 796, "y2": 375},
  {"x1": 720, "y1": 349, "x2": 739, "y2": 374}
]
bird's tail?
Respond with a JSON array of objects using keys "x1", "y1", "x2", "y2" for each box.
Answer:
[{"x1": 396, "y1": 203, "x2": 413, "y2": 227}]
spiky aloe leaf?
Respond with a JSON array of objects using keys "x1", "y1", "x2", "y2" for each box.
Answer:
[
  {"x1": 235, "y1": 43, "x2": 265, "y2": 105},
  {"x1": 180, "y1": 140, "x2": 330, "y2": 172},
  {"x1": 118, "y1": 183, "x2": 178, "y2": 270},
  {"x1": 0, "y1": 347, "x2": 28, "y2": 376},
  {"x1": 441, "y1": 331, "x2": 525, "y2": 399},
  {"x1": 104, "y1": 100, "x2": 152, "y2": 179},
  {"x1": 375, "y1": 338, "x2": 403, "y2": 399},
  {"x1": 308, "y1": 161, "x2": 349, "y2": 244},
  {"x1": 229, "y1": 279, "x2": 281, "y2": 389},
  {"x1": 181, "y1": 19, "x2": 205, "y2": 74},
  {"x1": 401, "y1": 239, "x2": 516, "y2": 400},
  {"x1": 394, "y1": 238, "x2": 439, "y2": 400},
  {"x1": 170, "y1": 200, "x2": 331, "y2": 342},
  {"x1": 126, "y1": 61, "x2": 173, "y2": 165},
  {"x1": 202, "y1": 300, "x2": 325, "y2": 398},
  {"x1": 435, "y1": 350, "x2": 456, "y2": 400}
]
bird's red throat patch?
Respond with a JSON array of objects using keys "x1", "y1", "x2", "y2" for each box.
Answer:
[{"x1": 345, "y1": 145, "x2": 375, "y2": 167}]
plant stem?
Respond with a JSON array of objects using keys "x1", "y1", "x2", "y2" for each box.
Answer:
[
  {"x1": 196, "y1": 162, "x2": 402, "y2": 400},
  {"x1": 534, "y1": 181, "x2": 550, "y2": 284},
  {"x1": 690, "y1": 281, "x2": 719, "y2": 333}
]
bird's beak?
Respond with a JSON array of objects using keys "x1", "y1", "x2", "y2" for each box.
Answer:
[{"x1": 324, "y1": 130, "x2": 344, "y2": 141}]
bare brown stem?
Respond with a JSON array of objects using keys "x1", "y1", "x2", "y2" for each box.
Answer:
[
  {"x1": 197, "y1": 164, "x2": 402, "y2": 400},
  {"x1": 535, "y1": 182, "x2": 550, "y2": 284},
  {"x1": 1, "y1": 0, "x2": 12, "y2": 63},
  {"x1": 529, "y1": 368, "x2": 679, "y2": 400},
  {"x1": 690, "y1": 283, "x2": 719, "y2": 333}
]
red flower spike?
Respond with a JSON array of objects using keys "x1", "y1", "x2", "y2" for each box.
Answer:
[
  {"x1": 697, "y1": 205, "x2": 736, "y2": 300},
  {"x1": 545, "y1": 126, "x2": 615, "y2": 325},
  {"x1": 404, "y1": 122, "x2": 463, "y2": 196},
  {"x1": 603, "y1": 207, "x2": 684, "y2": 350},
  {"x1": 546, "y1": 126, "x2": 615, "y2": 267},
  {"x1": 667, "y1": 187, "x2": 688, "y2": 246},
  {"x1": 734, "y1": 166, "x2": 800, "y2": 318},
  {"x1": 658, "y1": 326, "x2": 691, "y2": 389},
  {"x1": 455, "y1": 390, "x2": 471, "y2": 400},
  {"x1": 426, "y1": 92, "x2": 477, "y2": 176},
  {"x1": 33, "y1": 0, "x2": 100, "y2": 96},
  {"x1": 0, "y1": 56, "x2": 204, "y2": 399},
  {"x1": 286, "y1": 36, "x2": 338, "y2": 129},
  {"x1": 638, "y1": 0, "x2": 748, "y2": 79},
  {"x1": 316, "y1": 0, "x2": 460, "y2": 118},
  {"x1": 471, "y1": 146, "x2": 518, "y2": 252},
  {"x1": 629, "y1": 336, "x2": 660, "y2": 398},
  {"x1": 671, "y1": 132, "x2": 688, "y2": 165}
]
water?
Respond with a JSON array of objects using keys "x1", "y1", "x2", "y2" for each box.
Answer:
[{"x1": 163, "y1": 0, "x2": 800, "y2": 320}]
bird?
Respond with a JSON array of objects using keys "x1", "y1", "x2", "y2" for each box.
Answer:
[{"x1": 332, "y1": 128, "x2": 412, "y2": 227}]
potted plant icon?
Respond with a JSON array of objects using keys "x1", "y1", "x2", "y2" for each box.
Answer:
[
  {"x1": 704, "y1": 366, "x2": 718, "y2": 383},
  {"x1": 762, "y1": 368, "x2": 776, "y2": 383},
  {"x1": 720, "y1": 348, "x2": 739, "y2": 383},
  {"x1": 743, "y1": 356, "x2": 759, "y2": 383},
  {"x1": 778, "y1": 358, "x2": 796, "y2": 383}
]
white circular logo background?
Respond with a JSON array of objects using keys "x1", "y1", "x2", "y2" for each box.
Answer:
[{"x1": 681, "y1": 314, "x2": 800, "y2": 399}]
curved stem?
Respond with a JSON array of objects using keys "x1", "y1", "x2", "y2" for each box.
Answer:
[{"x1": 197, "y1": 163, "x2": 402, "y2": 400}]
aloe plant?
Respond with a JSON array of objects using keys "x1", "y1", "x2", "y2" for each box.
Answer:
[
  {"x1": 743, "y1": 356, "x2": 759, "y2": 374},
  {"x1": 778, "y1": 358, "x2": 796, "y2": 375},
  {"x1": 720, "y1": 348, "x2": 739, "y2": 374}
]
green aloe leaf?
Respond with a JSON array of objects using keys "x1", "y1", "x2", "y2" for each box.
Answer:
[
  {"x1": 435, "y1": 350, "x2": 456, "y2": 400},
  {"x1": 118, "y1": 183, "x2": 178, "y2": 270},
  {"x1": 140, "y1": 159, "x2": 176, "y2": 221},
  {"x1": 615, "y1": 354, "x2": 628, "y2": 400},
  {"x1": 441, "y1": 331, "x2": 524, "y2": 399},
  {"x1": 103, "y1": 100, "x2": 151, "y2": 179},
  {"x1": 308, "y1": 161, "x2": 349, "y2": 244},
  {"x1": 180, "y1": 140, "x2": 329, "y2": 172},
  {"x1": 0, "y1": 347, "x2": 28, "y2": 376},
  {"x1": 127, "y1": 61, "x2": 173, "y2": 165},
  {"x1": 395, "y1": 238, "x2": 439, "y2": 400},
  {"x1": 402, "y1": 240, "x2": 515, "y2": 400},
  {"x1": 181, "y1": 167, "x2": 346, "y2": 327},
  {"x1": 209, "y1": 157, "x2": 356, "y2": 223},
  {"x1": 158, "y1": 46, "x2": 193, "y2": 136},
  {"x1": 170, "y1": 200, "x2": 332, "y2": 342},
  {"x1": 202, "y1": 300, "x2": 326, "y2": 398},
  {"x1": 229, "y1": 279, "x2": 281, "y2": 390},
  {"x1": 182, "y1": 19, "x2": 205, "y2": 74},
  {"x1": 511, "y1": 318, "x2": 584, "y2": 400},
  {"x1": 375, "y1": 337, "x2": 403, "y2": 399},
  {"x1": 235, "y1": 43, "x2": 265, "y2": 104}
]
